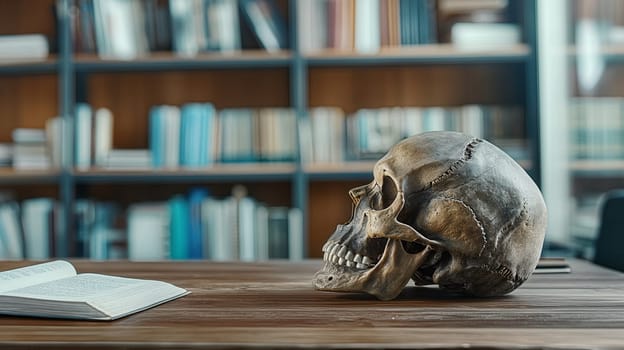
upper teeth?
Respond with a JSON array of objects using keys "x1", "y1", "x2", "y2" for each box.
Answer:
[{"x1": 322, "y1": 242, "x2": 376, "y2": 270}]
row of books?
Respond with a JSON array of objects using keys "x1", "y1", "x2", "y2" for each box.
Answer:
[
  {"x1": 569, "y1": 97, "x2": 624, "y2": 160},
  {"x1": 298, "y1": 0, "x2": 437, "y2": 54},
  {"x1": 73, "y1": 103, "x2": 299, "y2": 170},
  {"x1": 0, "y1": 198, "x2": 61, "y2": 260},
  {"x1": 0, "y1": 187, "x2": 303, "y2": 261},
  {"x1": 2, "y1": 104, "x2": 526, "y2": 170},
  {"x1": 298, "y1": 0, "x2": 521, "y2": 53},
  {"x1": 75, "y1": 186, "x2": 303, "y2": 261},
  {"x1": 300, "y1": 105, "x2": 526, "y2": 163},
  {"x1": 150, "y1": 104, "x2": 297, "y2": 168},
  {"x1": 70, "y1": 0, "x2": 287, "y2": 58}
]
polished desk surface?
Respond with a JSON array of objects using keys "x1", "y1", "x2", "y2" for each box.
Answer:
[{"x1": 0, "y1": 259, "x2": 623, "y2": 349}]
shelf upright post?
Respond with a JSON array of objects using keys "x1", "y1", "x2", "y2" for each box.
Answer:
[
  {"x1": 289, "y1": 0, "x2": 309, "y2": 257},
  {"x1": 57, "y1": 0, "x2": 75, "y2": 258},
  {"x1": 524, "y1": 0, "x2": 542, "y2": 187}
]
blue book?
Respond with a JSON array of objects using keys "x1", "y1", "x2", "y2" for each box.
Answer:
[
  {"x1": 187, "y1": 188, "x2": 208, "y2": 259},
  {"x1": 149, "y1": 106, "x2": 166, "y2": 168},
  {"x1": 180, "y1": 103, "x2": 216, "y2": 167},
  {"x1": 169, "y1": 195, "x2": 189, "y2": 260}
]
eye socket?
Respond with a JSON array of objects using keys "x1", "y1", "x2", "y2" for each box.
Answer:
[
  {"x1": 381, "y1": 175, "x2": 398, "y2": 208},
  {"x1": 371, "y1": 176, "x2": 398, "y2": 210}
]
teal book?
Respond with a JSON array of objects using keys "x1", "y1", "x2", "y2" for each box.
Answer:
[
  {"x1": 169, "y1": 195, "x2": 189, "y2": 260},
  {"x1": 149, "y1": 106, "x2": 166, "y2": 168},
  {"x1": 180, "y1": 103, "x2": 216, "y2": 167},
  {"x1": 188, "y1": 188, "x2": 208, "y2": 259}
]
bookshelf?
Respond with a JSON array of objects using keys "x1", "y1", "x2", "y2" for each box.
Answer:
[
  {"x1": 0, "y1": 0, "x2": 540, "y2": 260},
  {"x1": 538, "y1": 0, "x2": 624, "y2": 257}
]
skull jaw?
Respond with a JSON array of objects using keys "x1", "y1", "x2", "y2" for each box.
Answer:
[{"x1": 314, "y1": 239, "x2": 434, "y2": 300}]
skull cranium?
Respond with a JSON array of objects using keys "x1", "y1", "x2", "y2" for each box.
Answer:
[{"x1": 313, "y1": 131, "x2": 547, "y2": 300}]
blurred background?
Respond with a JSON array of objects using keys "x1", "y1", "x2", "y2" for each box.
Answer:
[{"x1": 0, "y1": 0, "x2": 620, "y2": 269}]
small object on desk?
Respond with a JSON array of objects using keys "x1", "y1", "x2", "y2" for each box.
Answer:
[
  {"x1": 0, "y1": 260, "x2": 189, "y2": 321},
  {"x1": 534, "y1": 257, "x2": 572, "y2": 274}
]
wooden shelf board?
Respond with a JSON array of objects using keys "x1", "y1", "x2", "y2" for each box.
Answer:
[
  {"x1": 0, "y1": 56, "x2": 57, "y2": 74},
  {"x1": 73, "y1": 163, "x2": 297, "y2": 183},
  {"x1": 305, "y1": 44, "x2": 530, "y2": 65},
  {"x1": 74, "y1": 50, "x2": 292, "y2": 72},
  {"x1": 305, "y1": 161, "x2": 376, "y2": 180},
  {"x1": 570, "y1": 160, "x2": 624, "y2": 176},
  {"x1": 0, "y1": 168, "x2": 61, "y2": 184},
  {"x1": 567, "y1": 45, "x2": 624, "y2": 60}
]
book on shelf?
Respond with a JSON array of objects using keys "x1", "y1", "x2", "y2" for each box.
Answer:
[
  {"x1": 450, "y1": 22, "x2": 520, "y2": 50},
  {"x1": 94, "y1": 108, "x2": 113, "y2": 167},
  {"x1": 355, "y1": 0, "x2": 381, "y2": 53},
  {"x1": 0, "y1": 34, "x2": 48, "y2": 61},
  {"x1": 21, "y1": 198, "x2": 56, "y2": 260},
  {"x1": 75, "y1": 103, "x2": 93, "y2": 170},
  {"x1": 239, "y1": 0, "x2": 287, "y2": 52},
  {"x1": 150, "y1": 105, "x2": 181, "y2": 169},
  {"x1": 105, "y1": 149, "x2": 152, "y2": 170},
  {"x1": 127, "y1": 202, "x2": 170, "y2": 261},
  {"x1": 45, "y1": 117, "x2": 64, "y2": 169},
  {"x1": 92, "y1": 0, "x2": 149, "y2": 59},
  {"x1": 11, "y1": 128, "x2": 51, "y2": 170},
  {"x1": 0, "y1": 201, "x2": 24, "y2": 260},
  {"x1": 0, "y1": 144, "x2": 12, "y2": 168},
  {"x1": 179, "y1": 103, "x2": 217, "y2": 168},
  {"x1": 0, "y1": 260, "x2": 189, "y2": 321}
]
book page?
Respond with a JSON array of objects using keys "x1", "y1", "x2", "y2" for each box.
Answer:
[
  {"x1": 4, "y1": 273, "x2": 188, "y2": 319},
  {"x1": 0, "y1": 260, "x2": 76, "y2": 294}
]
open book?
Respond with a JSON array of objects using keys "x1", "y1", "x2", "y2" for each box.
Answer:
[{"x1": 0, "y1": 260, "x2": 189, "y2": 320}]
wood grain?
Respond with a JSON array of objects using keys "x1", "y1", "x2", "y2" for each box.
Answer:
[
  {"x1": 308, "y1": 64, "x2": 525, "y2": 114},
  {"x1": 0, "y1": 259, "x2": 622, "y2": 349}
]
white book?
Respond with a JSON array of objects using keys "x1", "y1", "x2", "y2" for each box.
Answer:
[
  {"x1": 238, "y1": 197, "x2": 257, "y2": 262},
  {"x1": 0, "y1": 260, "x2": 189, "y2": 320},
  {"x1": 451, "y1": 22, "x2": 520, "y2": 50},
  {"x1": 0, "y1": 34, "x2": 48, "y2": 60},
  {"x1": 75, "y1": 104, "x2": 93, "y2": 170},
  {"x1": 297, "y1": 0, "x2": 314, "y2": 53},
  {"x1": 288, "y1": 208, "x2": 304, "y2": 261},
  {"x1": 127, "y1": 203, "x2": 169, "y2": 261},
  {"x1": 93, "y1": 0, "x2": 148, "y2": 59},
  {"x1": 45, "y1": 117, "x2": 64, "y2": 168},
  {"x1": 0, "y1": 203, "x2": 24, "y2": 259},
  {"x1": 355, "y1": 0, "x2": 380, "y2": 53},
  {"x1": 22, "y1": 198, "x2": 54, "y2": 260},
  {"x1": 94, "y1": 108, "x2": 113, "y2": 167}
]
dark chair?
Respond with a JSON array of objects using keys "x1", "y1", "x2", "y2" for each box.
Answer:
[{"x1": 594, "y1": 190, "x2": 624, "y2": 272}]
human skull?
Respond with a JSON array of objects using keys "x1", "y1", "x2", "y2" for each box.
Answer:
[{"x1": 313, "y1": 131, "x2": 547, "y2": 300}]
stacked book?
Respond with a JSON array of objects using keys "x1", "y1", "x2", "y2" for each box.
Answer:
[
  {"x1": 11, "y1": 129, "x2": 51, "y2": 170},
  {"x1": 0, "y1": 144, "x2": 11, "y2": 168}
]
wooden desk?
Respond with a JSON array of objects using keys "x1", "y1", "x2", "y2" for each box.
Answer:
[{"x1": 0, "y1": 259, "x2": 622, "y2": 349}]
